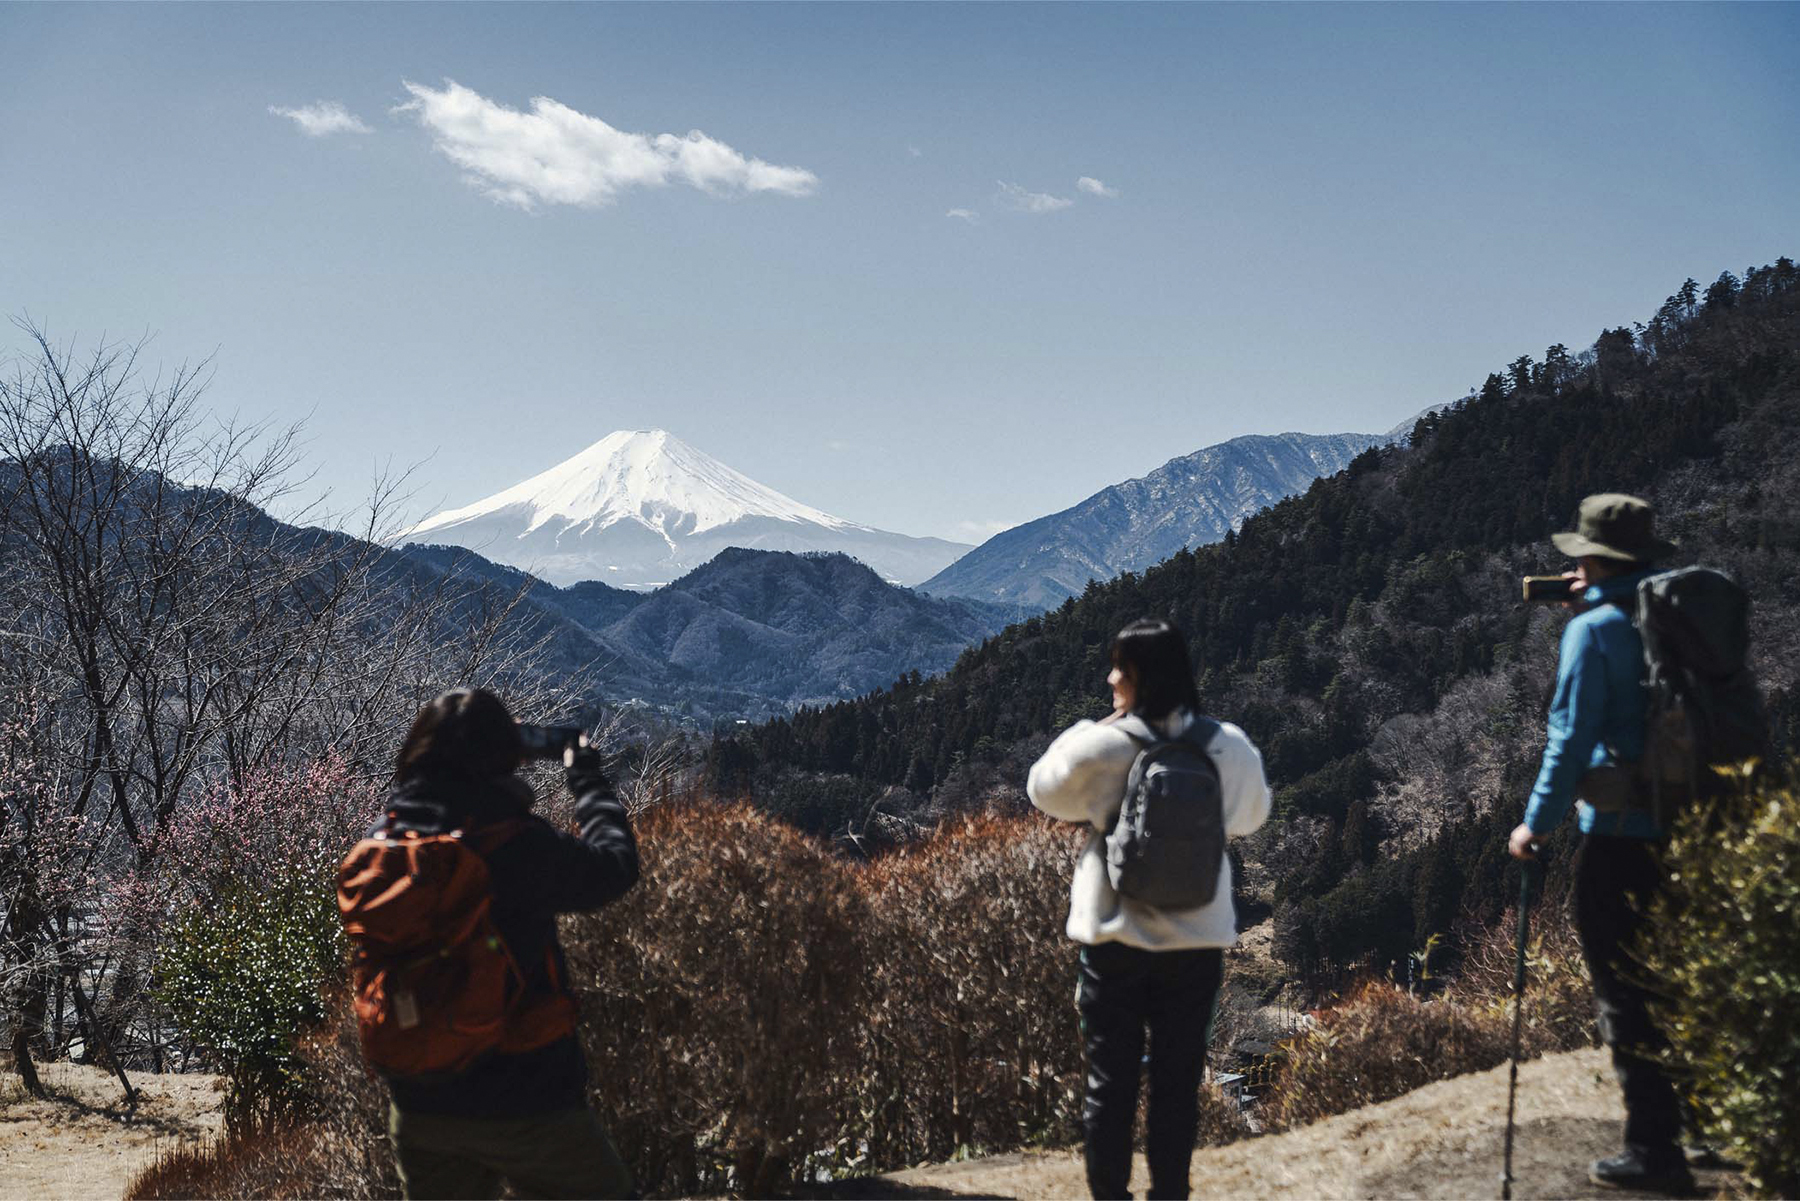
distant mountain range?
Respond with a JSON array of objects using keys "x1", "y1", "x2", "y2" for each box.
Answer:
[
  {"x1": 402, "y1": 429, "x2": 969, "y2": 589},
  {"x1": 920, "y1": 431, "x2": 1387, "y2": 608},
  {"x1": 401, "y1": 542, "x2": 1023, "y2": 718}
]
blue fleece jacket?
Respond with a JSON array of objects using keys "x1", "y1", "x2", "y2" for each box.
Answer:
[{"x1": 1523, "y1": 568, "x2": 1662, "y2": 840}]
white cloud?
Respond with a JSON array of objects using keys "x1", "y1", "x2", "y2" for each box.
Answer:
[
  {"x1": 269, "y1": 101, "x2": 373, "y2": 138},
  {"x1": 395, "y1": 79, "x2": 819, "y2": 209},
  {"x1": 1077, "y1": 176, "x2": 1119, "y2": 198},
  {"x1": 946, "y1": 208, "x2": 978, "y2": 222},
  {"x1": 909, "y1": 145, "x2": 923, "y2": 158},
  {"x1": 997, "y1": 180, "x2": 1073, "y2": 213}
]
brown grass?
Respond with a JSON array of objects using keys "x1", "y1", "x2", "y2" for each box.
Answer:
[
  {"x1": 1262, "y1": 982, "x2": 1512, "y2": 1130},
  {"x1": 1261, "y1": 912, "x2": 1595, "y2": 1133},
  {"x1": 126, "y1": 1004, "x2": 400, "y2": 1199}
]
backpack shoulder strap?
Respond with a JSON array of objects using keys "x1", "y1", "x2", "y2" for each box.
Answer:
[
  {"x1": 1114, "y1": 714, "x2": 1159, "y2": 746},
  {"x1": 1182, "y1": 715, "x2": 1222, "y2": 750}
]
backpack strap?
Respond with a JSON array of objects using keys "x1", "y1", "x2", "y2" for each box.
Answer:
[
  {"x1": 1115, "y1": 712, "x2": 1221, "y2": 750},
  {"x1": 1184, "y1": 715, "x2": 1222, "y2": 752},
  {"x1": 1115, "y1": 714, "x2": 1160, "y2": 746}
]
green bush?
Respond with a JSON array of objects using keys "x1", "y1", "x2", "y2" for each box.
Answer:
[
  {"x1": 1647, "y1": 767, "x2": 1800, "y2": 1199},
  {"x1": 155, "y1": 874, "x2": 344, "y2": 1132}
]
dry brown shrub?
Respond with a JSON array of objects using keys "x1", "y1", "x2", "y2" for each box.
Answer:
[
  {"x1": 855, "y1": 813, "x2": 1086, "y2": 1166},
  {"x1": 131, "y1": 802, "x2": 1260, "y2": 1198},
  {"x1": 567, "y1": 804, "x2": 1249, "y2": 1194},
  {"x1": 1454, "y1": 905, "x2": 1597, "y2": 1058},
  {"x1": 1263, "y1": 981, "x2": 1511, "y2": 1130},
  {"x1": 565, "y1": 800, "x2": 873, "y2": 1196},
  {"x1": 1256, "y1": 898, "x2": 1596, "y2": 1138},
  {"x1": 128, "y1": 1125, "x2": 324, "y2": 1201}
]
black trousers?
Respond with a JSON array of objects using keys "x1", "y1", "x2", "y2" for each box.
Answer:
[
  {"x1": 1572, "y1": 835, "x2": 1683, "y2": 1160},
  {"x1": 1077, "y1": 942, "x2": 1224, "y2": 1201}
]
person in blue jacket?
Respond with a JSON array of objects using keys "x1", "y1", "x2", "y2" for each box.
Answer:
[{"x1": 1507, "y1": 493, "x2": 1695, "y2": 1196}]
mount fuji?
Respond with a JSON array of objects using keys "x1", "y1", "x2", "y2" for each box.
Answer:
[{"x1": 400, "y1": 430, "x2": 970, "y2": 589}]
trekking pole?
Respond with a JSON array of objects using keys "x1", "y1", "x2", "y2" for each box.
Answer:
[{"x1": 1501, "y1": 855, "x2": 1539, "y2": 1200}]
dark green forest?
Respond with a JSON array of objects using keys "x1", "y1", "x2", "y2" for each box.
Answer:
[{"x1": 708, "y1": 258, "x2": 1800, "y2": 980}]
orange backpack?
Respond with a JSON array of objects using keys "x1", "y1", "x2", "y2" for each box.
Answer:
[{"x1": 337, "y1": 818, "x2": 576, "y2": 1077}]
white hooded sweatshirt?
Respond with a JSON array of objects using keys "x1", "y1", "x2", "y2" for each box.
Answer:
[{"x1": 1026, "y1": 711, "x2": 1271, "y2": 950}]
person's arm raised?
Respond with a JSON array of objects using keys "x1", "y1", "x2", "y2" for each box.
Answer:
[{"x1": 517, "y1": 748, "x2": 640, "y2": 913}]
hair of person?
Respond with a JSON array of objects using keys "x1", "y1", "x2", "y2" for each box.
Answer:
[
  {"x1": 394, "y1": 687, "x2": 522, "y2": 782},
  {"x1": 1110, "y1": 617, "x2": 1203, "y2": 720}
]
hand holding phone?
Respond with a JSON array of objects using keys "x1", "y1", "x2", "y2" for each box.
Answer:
[
  {"x1": 1521, "y1": 575, "x2": 1578, "y2": 604},
  {"x1": 517, "y1": 723, "x2": 587, "y2": 761}
]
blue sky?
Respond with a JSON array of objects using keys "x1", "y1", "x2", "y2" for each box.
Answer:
[{"x1": 4, "y1": 3, "x2": 1796, "y2": 543}]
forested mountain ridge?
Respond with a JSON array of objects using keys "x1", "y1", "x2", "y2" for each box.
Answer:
[
  {"x1": 0, "y1": 461, "x2": 1022, "y2": 733},
  {"x1": 921, "y1": 430, "x2": 1385, "y2": 609},
  {"x1": 710, "y1": 259, "x2": 1800, "y2": 975}
]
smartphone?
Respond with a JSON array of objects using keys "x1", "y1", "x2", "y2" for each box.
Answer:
[
  {"x1": 1521, "y1": 575, "x2": 1576, "y2": 604},
  {"x1": 517, "y1": 723, "x2": 587, "y2": 760}
]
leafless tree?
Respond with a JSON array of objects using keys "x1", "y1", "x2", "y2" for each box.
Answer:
[{"x1": 0, "y1": 320, "x2": 568, "y2": 1092}]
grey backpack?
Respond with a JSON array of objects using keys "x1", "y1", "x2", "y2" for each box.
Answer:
[{"x1": 1105, "y1": 715, "x2": 1225, "y2": 909}]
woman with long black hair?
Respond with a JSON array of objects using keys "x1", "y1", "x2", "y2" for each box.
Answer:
[{"x1": 1028, "y1": 619, "x2": 1271, "y2": 1200}]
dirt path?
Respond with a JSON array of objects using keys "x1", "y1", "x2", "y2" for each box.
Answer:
[
  {"x1": 0, "y1": 1062, "x2": 223, "y2": 1201},
  {"x1": 864, "y1": 1047, "x2": 1739, "y2": 1199},
  {"x1": 1, "y1": 1050, "x2": 1741, "y2": 1200}
]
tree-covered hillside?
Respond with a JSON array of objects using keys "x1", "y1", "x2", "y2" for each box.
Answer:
[{"x1": 710, "y1": 259, "x2": 1800, "y2": 977}]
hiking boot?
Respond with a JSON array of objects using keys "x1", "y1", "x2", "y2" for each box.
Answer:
[
  {"x1": 1589, "y1": 1148, "x2": 1697, "y2": 1195},
  {"x1": 1683, "y1": 1143, "x2": 1742, "y2": 1171}
]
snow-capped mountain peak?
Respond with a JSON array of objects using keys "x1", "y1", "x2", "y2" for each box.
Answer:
[
  {"x1": 409, "y1": 430, "x2": 858, "y2": 541},
  {"x1": 399, "y1": 430, "x2": 967, "y2": 589}
]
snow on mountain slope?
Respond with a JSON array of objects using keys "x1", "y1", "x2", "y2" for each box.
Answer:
[
  {"x1": 401, "y1": 430, "x2": 967, "y2": 588},
  {"x1": 412, "y1": 430, "x2": 858, "y2": 542},
  {"x1": 920, "y1": 431, "x2": 1385, "y2": 609}
]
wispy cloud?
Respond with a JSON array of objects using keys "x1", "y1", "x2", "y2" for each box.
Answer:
[
  {"x1": 269, "y1": 101, "x2": 373, "y2": 138},
  {"x1": 1077, "y1": 176, "x2": 1119, "y2": 199},
  {"x1": 946, "y1": 208, "x2": 979, "y2": 223},
  {"x1": 909, "y1": 145, "x2": 923, "y2": 158},
  {"x1": 997, "y1": 180, "x2": 1073, "y2": 213},
  {"x1": 395, "y1": 79, "x2": 819, "y2": 210}
]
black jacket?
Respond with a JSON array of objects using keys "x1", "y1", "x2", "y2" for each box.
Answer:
[{"x1": 376, "y1": 762, "x2": 638, "y2": 1118}]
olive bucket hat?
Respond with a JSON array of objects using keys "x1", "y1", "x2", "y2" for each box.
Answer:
[{"x1": 1551, "y1": 493, "x2": 1678, "y2": 563}]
